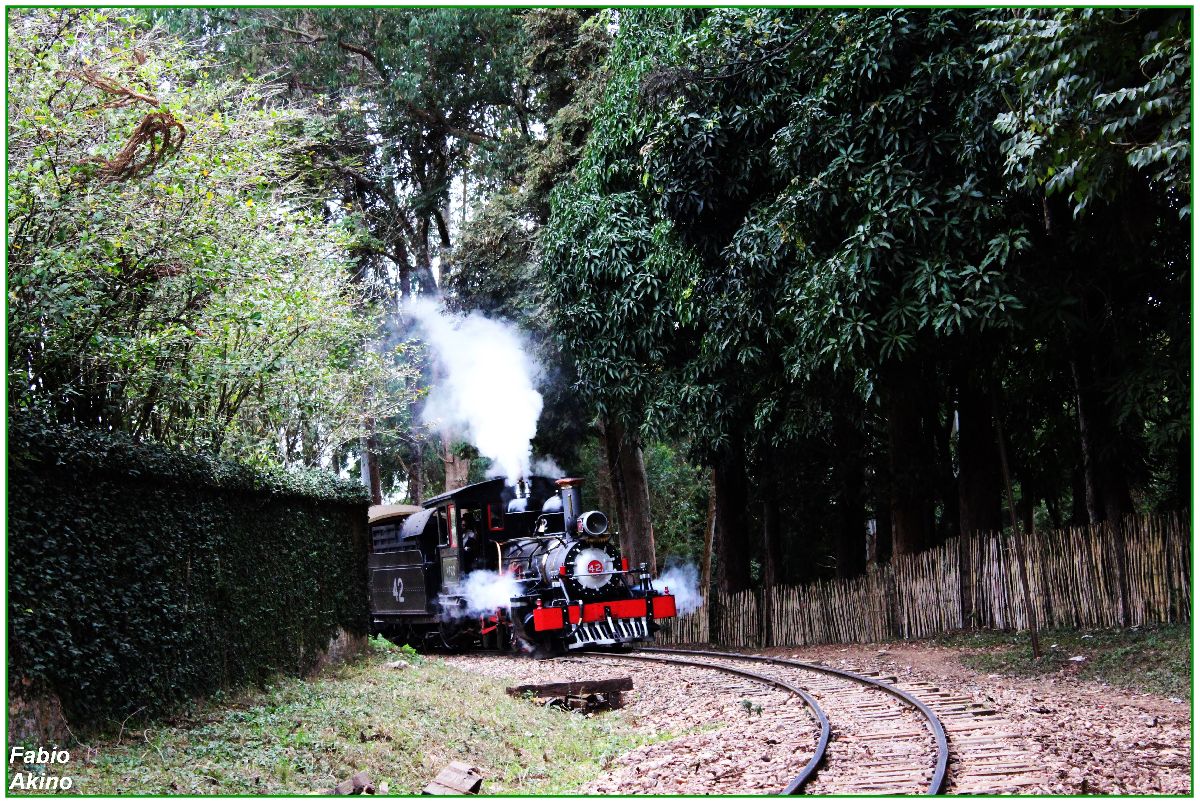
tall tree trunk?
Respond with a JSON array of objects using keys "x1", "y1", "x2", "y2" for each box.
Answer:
[
  {"x1": 363, "y1": 416, "x2": 382, "y2": 505},
  {"x1": 1068, "y1": 463, "x2": 1087, "y2": 526},
  {"x1": 929, "y1": 391, "x2": 959, "y2": 542},
  {"x1": 617, "y1": 432, "x2": 657, "y2": 574},
  {"x1": 872, "y1": 495, "x2": 893, "y2": 565},
  {"x1": 601, "y1": 418, "x2": 656, "y2": 574},
  {"x1": 957, "y1": 379, "x2": 1002, "y2": 538},
  {"x1": 440, "y1": 432, "x2": 472, "y2": 492},
  {"x1": 700, "y1": 468, "x2": 717, "y2": 602},
  {"x1": 713, "y1": 439, "x2": 753, "y2": 593},
  {"x1": 834, "y1": 414, "x2": 867, "y2": 578},
  {"x1": 408, "y1": 443, "x2": 425, "y2": 505},
  {"x1": 597, "y1": 422, "x2": 627, "y2": 540},
  {"x1": 360, "y1": 434, "x2": 373, "y2": 498},
  {"x1": 759, "y1": 497, "x2": 781, "y2": 646},
  {"x1": 593, "y1": 428, "x2": 618, "y2": 526},
  {"x1": 882, "y1": 365, "x2": 936, "y2": 554},
  {"x1": 1071, "y1": 353, "x2": 1133, "y2": 523}
]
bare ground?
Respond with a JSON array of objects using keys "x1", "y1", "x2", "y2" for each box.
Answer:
[
  {"x1": 445, "y1": 653, "x2": 813, "y2": 793},
  {"x1": 450, "y1": 639, "x2": 1191, "y2": 795},
  {"x1": 787, "y1": 641, "x2": 1191, "y2": 795}
]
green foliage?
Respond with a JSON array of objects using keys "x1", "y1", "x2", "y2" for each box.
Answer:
[
  {"x1": 7, "y1": 9, "x2": 409, "y2": 468},
  {"x1": 541, "y1": 10, "x2": 703, "y2": 439},
  {"x1": 159, "y1": 8, "x2": 532, "y2": 293},
  {"x1": 543, "y1": 7, "x2": 1189, "y2": 576},
  {"x1": 8, "y1": 415, "x2": 370, "y2": 730},
  {"x1": 647, "y1": 9, "x2": 1025, "y2": 376},
  {"x1": 643, "y1": 442, "x2": 709, "y2": 565},
  {"x1": 982, "y1": 9, "x2": 1190, "y2": 216},
  {"x1": 368, "y1": 634, "x2": 399, "y2": 654}
]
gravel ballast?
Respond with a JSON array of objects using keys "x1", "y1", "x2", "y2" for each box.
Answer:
[{"x1": 445, "y1": 641, "x2": 1190, "y2": 795}]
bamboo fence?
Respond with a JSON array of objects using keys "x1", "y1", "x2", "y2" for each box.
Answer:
[{"x1": 657, "y1": 512, "x2": 1190, "y2": 647}]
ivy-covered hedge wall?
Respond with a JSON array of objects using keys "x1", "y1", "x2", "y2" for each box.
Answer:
[{"x1": 8, "y1": 416, "x2": 370, "y2": 728}]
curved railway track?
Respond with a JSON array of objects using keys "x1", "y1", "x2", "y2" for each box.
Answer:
[
  {"x1": 580, "y1": 646, "x2": 1042, "y2": 795},
  {"x1": 583, "y1": 646, "x2": 952, "y2": 795},
  {"x1": 454, "y1": 640, "x2": 1044, "y2": 793},
  {"x1": 584, "y1": 649, "x2": 832, "y2": 793}
]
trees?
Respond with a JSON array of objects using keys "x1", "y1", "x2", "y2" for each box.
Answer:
[
  {"x1": 159, "y1": 8, "x2": 531, "y2": 300},
  {"x1": 7, "y1": 9, "x2": 412, "y2": 467},
  {"x1": 154, "y1": 9, "x2": 534, "y2": 498},
  {"x1": 15, "y1": 7, "x2": 1183, "y2": 577},
  {"x1": 160, "y1": 9, "x2": 620, "y2": 502},
  {"x1": 543, "y1": 8, "x2": 1189, "y2": 591},
  {"x1": 983, "y1": 8, "x2": 1190, "y2": 215},
  {"x1": 981, "y1": 8, "x2": 1191, "y2": 522}
]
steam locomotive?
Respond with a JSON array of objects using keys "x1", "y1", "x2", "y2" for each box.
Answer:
[{"x1": 368, "y1": 476, "x2": 676, "y2": 653}]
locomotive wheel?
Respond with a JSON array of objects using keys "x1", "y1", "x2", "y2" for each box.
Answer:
[{"x1": 437, "y1": 618, "x2": 475, "y2": 651}]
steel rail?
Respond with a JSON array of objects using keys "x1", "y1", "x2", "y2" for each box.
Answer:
[
  {"x1": 582, "y1": 650, "x2": 830, "y2": 795},
  {"x1": 639, "y1": 646, "x2": 950, "y2": 795}
]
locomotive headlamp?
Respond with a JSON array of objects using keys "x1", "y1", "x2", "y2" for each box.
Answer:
[{"x1": 577, "y1": 510, "x2": 609, "y2": 538}]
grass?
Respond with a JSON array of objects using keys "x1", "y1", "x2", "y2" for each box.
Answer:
[
  {"x1": 932, "y1": 624, "x2": 1191, "y2": 699},
  {"x1": 20, "y1": 640, "x2": 665, "y2": 795}
]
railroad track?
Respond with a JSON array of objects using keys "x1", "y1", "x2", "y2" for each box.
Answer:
[
  {"x1": 583, "y1": 649, "x2": 830, "y2": 793},
  {"x1": 461, "y1": 642, "x2": 1043, "y2": 793},
  {"x1": 588, "y1": 646, "x2": 1041, "y2": 795},
  {"x1": 586, "y1": 647, "x2": 949, "y2": 795}
]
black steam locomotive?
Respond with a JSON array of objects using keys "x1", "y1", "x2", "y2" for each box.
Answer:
[{"x1": 367, "y1": 476, "x2": 676, "y2": 653}]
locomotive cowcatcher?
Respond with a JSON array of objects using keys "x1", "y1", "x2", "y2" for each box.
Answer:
[{"x1": 368, "y1": 475, "x2": 676, "y2": 653}]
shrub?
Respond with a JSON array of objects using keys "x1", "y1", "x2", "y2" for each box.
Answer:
[{"x1": 7, "y1": 415, "x2": 370, "y2": 730}]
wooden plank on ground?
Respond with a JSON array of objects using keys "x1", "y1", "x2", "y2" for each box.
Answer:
[
  {"x1": 505, "y1": 677, "x2": 633, "y2": 698},
  {"x1": 423, "y1": 762, "x2": 483, "y2": 795}
]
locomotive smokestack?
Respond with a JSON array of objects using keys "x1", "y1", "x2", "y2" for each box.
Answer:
[{"x1": 556, "y1": 477, "x2": 583, "y2": 535}]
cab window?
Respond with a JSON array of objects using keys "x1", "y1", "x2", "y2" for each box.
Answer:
[
  {"x1": 487, "y1": 504, "x2": 505, "y2": 532},
  {"x1": 436, "y1": 509, "x2": 450, "y2": 547}
]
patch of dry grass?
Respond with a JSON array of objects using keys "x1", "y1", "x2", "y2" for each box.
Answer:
[
  {"x1": 25, "y1": 643, "x2": 655, "y2": 795},
  {"x1": 934, "y1": 624, "x2": 1190, "y2": 699}
]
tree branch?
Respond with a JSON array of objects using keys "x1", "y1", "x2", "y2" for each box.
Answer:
[
  {"x1": 403, "y1": 103, "x2": 496, "y2": 145},
  {"x1": 336, "y1": 39, "x2": 390, "y2": 82}
]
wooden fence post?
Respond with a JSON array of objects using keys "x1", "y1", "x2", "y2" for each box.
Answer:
[
  {"x1": 959, "y1": 530, "x2": 973, "y2": 629},
  {"x1": 993, "y1": 406, "x2": 1041, "y2": 658},
  {"x1": 698, "y1": 513, "x2": 1183, "y2": 651},
  {"x1": 1111, "y1": 517, "x2": 1132, "y2": 627}
]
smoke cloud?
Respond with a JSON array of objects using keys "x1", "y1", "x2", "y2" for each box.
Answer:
[
  {"x1": 458, "y1": 570, "x2": 522, "y2": 617},
  {"x1": 652, "y1": 560, "x2": 704, "y2": 615},
  {"x1": 491, "y1": 455, "x2": 565, "y2": 481},
  {"x1": 531, "y1": 456, "x2": 565, "y2": 479},
  {"x1": 406, "y1": 298, "x2": 543, "y2": 484}
]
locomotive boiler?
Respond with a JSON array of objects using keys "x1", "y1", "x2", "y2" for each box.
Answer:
[{"x1": 368, "y1": 475, "x2": 676, "y2": 653}]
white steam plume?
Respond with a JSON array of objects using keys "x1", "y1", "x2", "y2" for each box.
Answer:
[
  {"x1": 489, "y1": 455, "x2": 565, "y2": 481},
  {"x1": 652, "y1": 560, "x2": 704, "y2": 615},
  {"x1": 531, "y1": 456, "x2": 565, "y2": 479},
  {"x1": 458, "y1": 570, "x2": 522, "y2": 617},
  {"x1": 407, "y1": 299, "x2": 543, "y2": 485}
]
